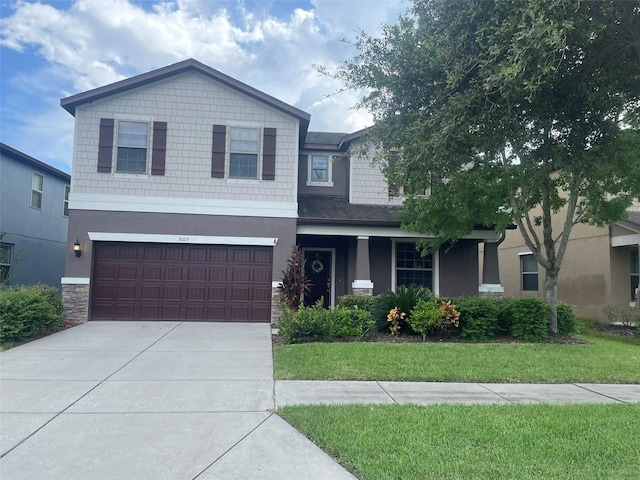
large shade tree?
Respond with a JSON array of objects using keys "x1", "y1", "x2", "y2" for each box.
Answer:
[{"x1": 332, "y1": 0, "x2": 640, "y2": 332}]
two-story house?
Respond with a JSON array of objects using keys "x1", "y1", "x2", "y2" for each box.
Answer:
[
  {"x1": 0, "y1": 143, "x2": 70, "y2": 289},
  {"x1": 60, "y1": 59, "x2": 503, "y2": 324}
]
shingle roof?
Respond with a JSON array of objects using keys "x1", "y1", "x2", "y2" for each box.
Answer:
[
  {"x1": 298, "y1": 195, "x2": 402, "y2": 226},
  {"x1": 618, "y1": 211, "x2": 640, "y2": 233}
]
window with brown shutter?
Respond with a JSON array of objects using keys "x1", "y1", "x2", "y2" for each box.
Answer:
[
  {"x1": 211, "y1": 125, "x2": 226, "y2": 178},
  {"x1": 262, "y1": 127, "x2": 276, "y2": 180},
  {"x1": 151, "y1": 121, "x2": 167, "y2": 176},
  {"x1": 98, "y1": 118, "x2": 115, "y2": 173}
]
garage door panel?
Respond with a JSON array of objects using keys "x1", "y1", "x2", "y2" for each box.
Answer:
[{"x1": 91, "y1": 242, "x2": 272, "y2": 322}]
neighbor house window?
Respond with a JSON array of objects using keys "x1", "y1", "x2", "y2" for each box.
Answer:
[
  {"x1": 31, "y1": 172, "x2": 43, "y2": 209},
  {"x1": 63, "y1": 185, "x2": 70, "y2": 217},
  {"x1": 116, "y1": 121, "x2": 148, "y2": 173},
  {"x1": 396, "y1": 242, "x2": 433, "y2": 290},
  {"x1": 229, "y1": 127, "x2": 259, "y2": 179},
  {"x1": 521, "y1": 254, "x2": 538, "y2": 291},
  {"x1": 0, "y1": 243, "x2": 13, "y2": 285},
  {"x1": 631, "y1": 249, "x2": 639, "y2": 301}
]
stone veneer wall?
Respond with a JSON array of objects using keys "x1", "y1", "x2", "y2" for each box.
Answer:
[
  {"x1": 271, "y1": 287, "x2": 283, "y2": 326},
  {"x1": 478, "y1": 291, "x2": 504, "y2": 299},
  {"x1": 62, "y1": 284, "x2": 90, "y2": 324},
  {"x1": 352, "y1": 287, "x2": 373, "y2": 296}
]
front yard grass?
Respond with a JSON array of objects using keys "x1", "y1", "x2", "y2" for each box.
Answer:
[
  {"x1": 274, "y1": 330, "x2": 640, "y2": 383},
  {"x1": 279, "y1": 403, "x2": 640, "y2": 480}
]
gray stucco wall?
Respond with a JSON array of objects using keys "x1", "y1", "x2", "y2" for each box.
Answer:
[
  {"x1": 64, "y1": 210, "x2": 297, "y2": 281},
  {"x1": 0, "y1": 152, "x2": 69, "y2": 289},
  {"x1": 439, "y1": 240, "x2": 481, "y2": 297}
]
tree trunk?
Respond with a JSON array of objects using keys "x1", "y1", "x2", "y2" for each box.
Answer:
[{"x1": 545, "y1": 269, "x2": 559, "y2": 334}]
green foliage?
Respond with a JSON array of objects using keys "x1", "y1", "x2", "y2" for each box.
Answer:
[
  {"x1": 278, "y1": 245, "x2": 310, "y2": 312},
  {"x1": 337, "y1": 295, "x2": 377, "y2": 314},
  {"x1": 407, "y1": 298, "x2": 441, "y2": 340},
  {"x1": 334, "y1": 0, "x2": 640, "y2": 333},
  {"x1": 556, "y1": 302, "x2": 578, "y2": 335},
  {"x1": 455, "y1": 296, "x2": 500, "y2": 341},
  {"x1": 278, "y1": 302, "x2": 374, "y2": 344},
  {"x1": 371, "y1": 285, "x2": 433, "y2": 332},
  {"x1": 499, "y1": 297, "x2": 549, "y2": 342},
  {"x1": 0, "y1": 286, "x2": 63, "y2": 343}
]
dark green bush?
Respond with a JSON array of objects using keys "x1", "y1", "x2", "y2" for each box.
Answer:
[
  {"x1": 21, "y1": 284, "x2": 63, "y2": 316},
  {"x1": 278, "y1": 302, "x2": 374, "y2": 343},
  {"x1": 0, "y1": 287, "x2": 63, "y2": 343},
  {"x1": 337, "y1": 295, "x2": 377, "y2": 314},
  {"x1": 556, "y1": 302, "x2": 578, "y2": 335},
  {"x1": 455, "y1": 296, "x2": 500, "y2": 341},
  {"x1": 499, "y1": 297, "x2": 548, "y2": 342},
  {"x1": 370, "y1": 285, "x2": 433, "y2": 333}
]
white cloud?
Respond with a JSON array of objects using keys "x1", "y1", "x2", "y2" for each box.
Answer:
[{"x1": 0, "y1": 0, "x2": 407, "y2": 168}]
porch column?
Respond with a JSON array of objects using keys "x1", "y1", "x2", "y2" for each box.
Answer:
[
  {"x1": 352, "y1": 236, "x2": 374, "y2": 296},
  {"x1": 479, "y1": 241, "x2": 504, "y2": 298}
]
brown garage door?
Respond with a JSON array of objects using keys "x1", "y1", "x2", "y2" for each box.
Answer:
[{"x1": 91, "y1": 242, "x2": 272, "y2": 322}]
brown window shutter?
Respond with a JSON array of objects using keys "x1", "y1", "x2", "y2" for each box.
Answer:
[
  {"x1": 98, "y1": 118, "x2": 114, "y2": 173},
  {"x1": 262, "y1": 127, "x2": 276, "y2": 180},
  {"x1": 211, "y1": 125, "x2": 226, "y2": 178},
  {"x1": 151, "y1": 121, "x2": 167, "y2": 176}
]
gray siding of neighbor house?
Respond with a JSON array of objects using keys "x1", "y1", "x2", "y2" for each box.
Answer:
[
  {"x1": 439, "y1": 240, "x2": 481, "y2": 297},
  {"x1": 297, "y1": 154, "x2": 349, "y2": 197},
  {"x1": 64, "y1": 210, "x2": 297, "y2": 281},
  {"x1": 0, "y1": 150, "x2": 69, "y2": 289}
]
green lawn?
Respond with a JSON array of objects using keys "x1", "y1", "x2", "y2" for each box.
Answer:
[
  {"x1": 280, "y1": 403, "x2": 640, "y2": 480},
  {"x1": 274, "y1": 331, "x2": 640, "y2": 383}
]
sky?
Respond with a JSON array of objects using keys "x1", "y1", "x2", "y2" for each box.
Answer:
[{"x1": 0, "y1": 0, "x2": 409, "y2": 173}]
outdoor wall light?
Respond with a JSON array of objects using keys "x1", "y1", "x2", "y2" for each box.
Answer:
[{"x1": 73, "y1": 239, "x2": 82, "y2": 257}]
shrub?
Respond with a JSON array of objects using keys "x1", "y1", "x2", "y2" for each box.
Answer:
[
  {"x1": 337, "y1": 295, "x2": 377, "y2": 314},
  {"x1": 499, "y1": 297, "x2": 548, "y2": 342},
  {"x1": 0, "y1": 287, "x2": 63, "y2": 343},
  {"x1": 556, "y1": 302, "x2": 578, "y2": 335},
  {"x1": 455, "y1": 296, "x2": 500, "y2": 341},
  {"x1": 278, "y1": 245, "x2": 310, "y2": 312},
  {"x1": 602, "y1": 304, "x2": 638, "y2": 327},
  {"x1": 278, "y1": 302, "x2": 374, "y2": 343},
  {"x1": 371, "y1": 285, "x2": 433, "y2": 333},
  {"x1": 408, "y1": 298, "x2": 441, "y2": 340}
]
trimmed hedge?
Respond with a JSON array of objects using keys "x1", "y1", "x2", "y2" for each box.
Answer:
[
  {"x1": 337, "y1": 295, "x2": 377, "y2": 314},
  {"x1": 455, "y1": 297, "x2": 500, "y2": 341},
  {"x1": 0, "y1": 285, "x2": 63, "y2": 343},
  {"x1": 499, "y1": 297, "x2": 549, "y2": 342},
  {"x1": 278, "y1": 302, "x2": 374, "y2": 344},
  {"x1": 557, "y1": 302, "x2": 578, "y2": 335}
]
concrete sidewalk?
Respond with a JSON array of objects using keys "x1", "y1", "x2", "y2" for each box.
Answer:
[{"x1": 1, "y1": 322, "x2": 639, "y2": 480}]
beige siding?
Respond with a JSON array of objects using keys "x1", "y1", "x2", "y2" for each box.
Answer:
[
  {"x1": 71, "y1": 71, "x2": 299, "y2": 208},
  {"x1": 349, "y1": 143, "x2": 403, "y2": 205}
]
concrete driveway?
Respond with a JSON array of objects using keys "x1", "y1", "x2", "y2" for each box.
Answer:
[{"x1": 0, "y1": 322, "x2": 355, "y2": 480}]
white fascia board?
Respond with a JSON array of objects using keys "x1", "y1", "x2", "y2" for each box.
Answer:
[
  {"x1": 88, "y1": 232, "x2": 278, "y2": 246},
  {"x1": 70, "y1": 193, "x2": 298, "y2": 218},
  {"x1": 297, "y1": 224, "x2": 500, "y2": 241},
  {"x1": 611, "y1": 234, "x2": 640, "y2": 247}
]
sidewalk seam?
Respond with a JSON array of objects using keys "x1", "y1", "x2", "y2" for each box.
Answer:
[
  {"x1": 572, "y1": 383, "x2": 629, "y2": 404},
  {"x1": 376, "y1": 381, "x2": 399, "y2": 404}
]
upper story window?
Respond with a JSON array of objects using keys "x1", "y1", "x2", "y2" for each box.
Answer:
[
  {"x1": 0, "y1": 243, "x2": 13, "y2": 285},
  {"x1": 631, "y1": 249, "x2": 639, "y2": 301},
  {"x1": 521, "y1": 253, "x2": 538, "y2": 291},
  {"x1": 395, "y1": 242, "x2": 433, "y2": 291},
  {"x1": 307, "y1": 154, "x2": 333, "y2": 186},
  {"x1": 63, "y1": 185, "x2": 70, "y2": 217},
  {"x1": 31, "y1": 172, "x2": 43, "y2": 209},
  {"x1": 229, "y1": 127, "x2": 259, "y2": 179},
  {"x1": 116, "y1": 121, "x2": 149, "y2": 173}
]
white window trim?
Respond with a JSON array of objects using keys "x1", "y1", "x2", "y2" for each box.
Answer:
[
  {"x1": 301, "y1": 247, "x2": 336, "y2": 306},
  {"x1": 63, "y1": 185, "x2": 70, "y2": 217},
  {"x1": 31, "y1": 171, "x2": 44, "y2": 209},
  {"x1": 391, "y1": 239, "x2": 439, "y2": 295},
  {"x1": 306, "y1": 153, "x2": 334, "y2": 187},
  {"x1": 228, "y1": 125, "x2": 262, "y2": 180},
  {"x1": 114, "y1": 117, "x2": 152, "y2": 176}
]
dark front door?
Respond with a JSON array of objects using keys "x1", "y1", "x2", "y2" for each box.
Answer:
[{"x1": 304, "y1": 250, "x2": 332, "y2": 308}]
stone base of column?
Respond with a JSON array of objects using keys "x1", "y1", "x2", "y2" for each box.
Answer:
[
  {"x1": 352, "y1": 280, "x2": 374, "y2": 297},
  {"x1": 62, "y1": 283, "x2": 90, "y2": 324},
  {"x1": 271, "y1": 284, "x2": 283, "y2": 326},
  {"x1": 478, "y1": 284, "x2": 504, "y2": 299}
]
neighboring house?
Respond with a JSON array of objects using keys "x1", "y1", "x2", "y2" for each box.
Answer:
[
  {"x1": 60, "y1": 59, "x2": 503, "y2": 324},
  {"x1": 0, "y1": 143, "x2": 70, "y2": 289},
  {"x1": 497, "y1": 199, "x2": 640, "y2": 321}
]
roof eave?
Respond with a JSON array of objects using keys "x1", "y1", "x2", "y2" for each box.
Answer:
[{"x1": 0, "y1": 143, "x2": 70, "y2": 181}]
